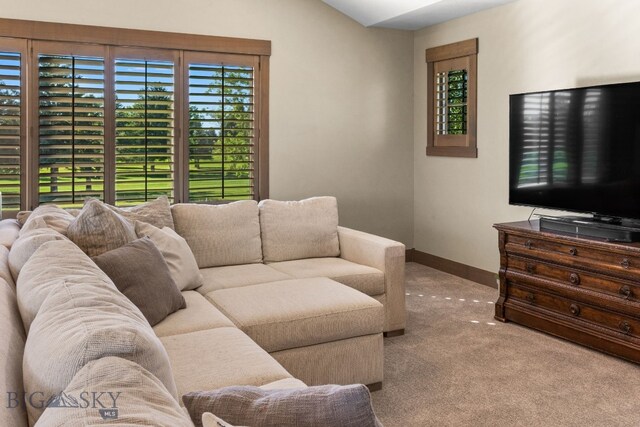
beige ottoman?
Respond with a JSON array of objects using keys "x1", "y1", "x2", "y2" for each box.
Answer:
[{"x1": 205, "y1": 277, "x2": 384, "y2": 387}]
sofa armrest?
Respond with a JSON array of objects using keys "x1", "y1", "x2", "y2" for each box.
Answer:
[{"x1": 337, "y1": 226, "x2": 406, "y2": 332}]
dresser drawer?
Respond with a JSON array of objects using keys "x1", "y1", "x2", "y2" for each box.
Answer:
[
  {"x1": 507, "y1": 256, "x2": 640, "y2": 303},
  {"x1": 509, "y1": 284, "x2": 640, "y2": 339},
  {"x1": 505, "y1": 234, "x2": 640, "y2": 279}
]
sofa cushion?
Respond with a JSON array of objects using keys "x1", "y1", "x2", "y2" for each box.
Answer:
[
  {"x1": 0, "y1": 245, "x2": 15, "y2": 289},
  {"x1": 183, "y1": 384, "x2": 381, "y2": 427},
  {"x1": 203, "y1": 413, "x2": 236, "y2": 427},
  {"x1": 23, "y1": 281, "x2": 178, "y2": 425},
  {"x1": 67, "y1": 198, "x2": 137, "y2": 257},
  {"x1": 136, "y1": 221, "x2": 203, "y2": 291},
  {"x1": 9, "y1": 221, "x2": 67, "y2": 280},
  {"x1": 16, "y1": 239, "x2": 114, "y2": 333},
  {"x1": 153, "y1": 291, "x2": 234, "y2": 338},
  {"x1": 198, "y1": 263, "x2": 292, "y2": 295},
  {"x1": 161, "y1": 327, "x2": 293, "y2": 401},
  {"x1": 267, "y1": 257, "x2": 384, "y2": 296},
  {"x1": 0, "y1": 278, "x2": 27, "y2": 427},
  {"x1": 36, "y1": 357, "x2": 193, "y2": 427},
  {"x1": 260, "y1": 378, "x2": 307, "y2": 390},
  {"x1": 19, "y1": 204, "x2": 75, "y2": 236},
  {"x1": 0, "y1": 218, "x2": 20, "y2": 248},
  {"x1": 172, "y1": 201, "x2": 262, "y2": 268},
  {"x1": 205, "y1": 278, "x2": 384, "y2": 353},
  {"x1": 109, "y1": 195, "x2": 175, "y2": 230},
  {"x1": 92, "y1": 237, "x2": 186, "y2": 326},
  {"x1": 258, "y1": 197, "x2": 340, "y2": 262}
]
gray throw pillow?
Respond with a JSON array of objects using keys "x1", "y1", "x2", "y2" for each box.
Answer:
[
  {"x1": 93, "y1": 237, "x2": 186, "y2": 326},
  {"x1": 67, "y1": 198, "x2": 137, "y2": 257},
  {"x1": 182, "y1": 384, "x2": 383, "y2": 427}
]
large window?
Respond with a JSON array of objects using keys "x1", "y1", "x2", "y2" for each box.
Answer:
[{"x1": 0, "y1": 20, "x2": 270, "y2": 216}]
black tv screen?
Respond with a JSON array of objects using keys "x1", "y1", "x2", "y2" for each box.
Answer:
[{"x1": 509, "y1": 81, "x2": 640, "y2": 220}]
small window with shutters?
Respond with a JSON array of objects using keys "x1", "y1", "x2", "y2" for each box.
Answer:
[
  {"x1": 115, "y1": 49, "x2": 177, "y2": 206},
  {"x1": 36, "y1": 44, "x2": 106, "y2": 207},
  {"x1": 186, "y1": 53, "x2": 258, "y2": 201},
  {"x1": 426, "y1": 38, "x2": 478, "y2": 158},
  {"x1": 0, "y1": 40, "x2": 25, "y2": 216}
]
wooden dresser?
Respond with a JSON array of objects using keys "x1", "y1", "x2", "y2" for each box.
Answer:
[{"x1": 495, "y1": 220, "x2": 640, "y2": 363}]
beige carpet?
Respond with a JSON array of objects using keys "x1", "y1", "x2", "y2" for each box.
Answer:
[{"x1": 371, "y1": 262, "x2": 640, "y2": 427}]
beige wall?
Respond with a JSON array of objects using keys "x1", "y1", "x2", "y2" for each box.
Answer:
[
  {"x1": 414, "y1": 0, "x2": 640, "y2": 273},
  {"x1": 0, "y1": 0, "x2": 415, "y2": 245}
]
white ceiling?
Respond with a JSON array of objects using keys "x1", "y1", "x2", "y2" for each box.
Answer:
[{"x1": 322, "y1": 0, "x2": 519, "y2": 30}]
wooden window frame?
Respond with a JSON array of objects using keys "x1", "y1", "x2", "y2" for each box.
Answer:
[
  {"x1": 0, "y1": 37, "x2": 28, "y2": 212},
  {"x1": 0, "y1": 18, "x2": 270, "y2": 213},
  {"x1": 426, "y1": 38, "x2": 478, "y2": 158}
]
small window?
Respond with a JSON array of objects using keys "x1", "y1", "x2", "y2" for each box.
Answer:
[{"x1": 426, "y1": 38, "x2": 478, "y2": 158}]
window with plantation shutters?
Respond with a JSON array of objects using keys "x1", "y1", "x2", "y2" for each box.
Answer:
[
  {"x1": 187, "y1": 56, "x2": 256, "y2": 201},
  {"x1": 0, "y1": 19, "x2": 270, "y2": 217},
  {"x1": 426, "y1": 38, "x2": 478, "y2": 158},
  {"x1": 38, "y1": 52, "x2": 105, "y2": 207},
  {"x1": 115, "y1": 54, "x2": 175, "y2": 206},
  {"x1": 0, "y1": 44, "x2": 24, "y2": 215}
]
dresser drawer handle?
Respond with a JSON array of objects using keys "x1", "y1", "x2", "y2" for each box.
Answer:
[
  {"x1": 524, "y1": 240, "x2": 533, "y2": 249},
  {"x1": 619, "y1": 321, "x2": 632, "y2": 335},
  {"x1": 525, "y1": 293, "x2": 535, "y2": 304},
  {"x1": 621, "y1": 258, "x2": 631, "y2": 269},
  {"x1": 568, "y1": 247, "x2": 578, "y2": 256},
  {"x1": 569, "y1": 304, "x2": 581, "y2": 316},
  {"x1": 569, "y1": 273, "x2": 580, "y2": 286},
  {"x1": 526, "y1": 263, "x2": 536, "y2": 274},
  {"x1": 619, "y1": 285, "x2": 633, "y2": 299}
]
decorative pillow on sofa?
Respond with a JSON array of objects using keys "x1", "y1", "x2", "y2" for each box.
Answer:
[
  {"x1": 92, "y1": 237, "x2": 186, "y2": 326},
  {"x1": 182, "y1": 384, "x2": 382, "y2": 427},
  {"x1": 107, "y1": 195, "x2": 175, "y2": 230},
  {"x1": 19, "y1": 204, "x2": 76, "y2": 236},
  {"x1": 258, "y1": 196, "x2": 340, "y2": 262},
  {"x1": 37, "y1": 357, "x2": 193, "y2": 426},
  {"x1": 67, "y1": 198, "x2": 137, "y2": 257},
  {"x1": 172, "y1": 201, "x2": 263, "y2": 268},
  {"x1": 135, "y1": 221, "x2": 203, "y2": 291},
  {"x1": 8, "y1": 219, "x2": 67, "y2": 280}
]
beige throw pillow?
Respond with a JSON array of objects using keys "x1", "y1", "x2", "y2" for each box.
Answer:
[
  {"x1": 172, "y1": 201, "x2": 263, "y2": 268},
  {"x1": 183, "y1": 384, "x2": 382, "y2": 427},
  {"x1": 37, "y1": 357, "x2": 193, "y2": 426},
  {"x1": 108, "y1": 196, "x2": 175, "y2": 230},
  {"x1": 67, "y1": 198, "x2": 137, "y2": 257},
  {"x1": 258, "y1": 196, "x2": 340, "y2": 262},
  {"x1": 135, "y1": 221, "x2": 203, "y2": 291},
  {"x1": 92, "y1": 237, "x2": 187, "y2": 326}
]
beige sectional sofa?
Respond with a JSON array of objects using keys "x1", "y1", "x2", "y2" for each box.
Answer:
[{"x1": 0, "y1": 196, "x2": 405, "y2": 426}]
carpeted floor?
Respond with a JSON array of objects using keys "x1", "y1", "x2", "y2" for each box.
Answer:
[{"x1": 371, "y1": 262, "x2": 640, "y2": 427}]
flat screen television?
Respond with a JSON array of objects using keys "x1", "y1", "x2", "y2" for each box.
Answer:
[{"x1": 509, "y1": 81, "x2": 640, "y2": 222}]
